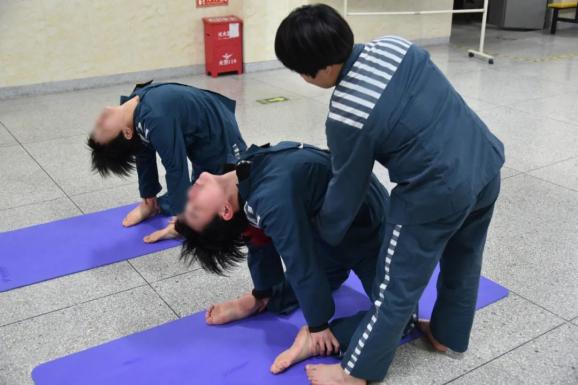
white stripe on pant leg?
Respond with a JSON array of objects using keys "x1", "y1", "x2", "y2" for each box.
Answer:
[{"x1": 343, "y1": 225, "x2": 403, "y2": 374}]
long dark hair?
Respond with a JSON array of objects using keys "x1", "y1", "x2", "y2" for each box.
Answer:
[
  {"x1": 87, "y1": 132, "x2": 143, "y2": 177},
  {"x1": 174, "y1": 211, "x2": 248, "y2": 275}
]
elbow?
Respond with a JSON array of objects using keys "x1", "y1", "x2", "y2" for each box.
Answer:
[
  {"x1": 324, "y1": 232, "x2": 345, "y2": 247},
  {"x1": 315, "y1": 207, "x2": 350, "y2": 247},
  {"x1": 316, "y1": 219, "x2": 346, "y2": 247}
]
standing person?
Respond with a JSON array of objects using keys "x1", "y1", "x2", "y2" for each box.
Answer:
[
  {"x1": 275, "y1": 4, "x2": 504, "y2": 385},
  {"x1": 87, "y1": 82, "x2": 246, "y2": 241}
]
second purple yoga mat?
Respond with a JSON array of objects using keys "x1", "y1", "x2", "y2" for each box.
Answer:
[
  {"x1": 32, "y1": 270, "x2": 508, "y2": 385},
  {"x1": 0, "y1": 204, "x2": 180, "y2": 292}
]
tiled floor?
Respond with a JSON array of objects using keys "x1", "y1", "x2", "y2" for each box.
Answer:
[{"x1": 1, "y1": 24, "x2": 577, "y2": 385}]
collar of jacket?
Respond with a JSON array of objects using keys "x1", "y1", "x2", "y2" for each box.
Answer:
[{"x1": 336, "y1": 43, "x2": 365, "y2": 85}]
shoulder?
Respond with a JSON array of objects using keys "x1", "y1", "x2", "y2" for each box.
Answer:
[{"x1": 327, "y1": 36, "x2": 413, "y2": 130}]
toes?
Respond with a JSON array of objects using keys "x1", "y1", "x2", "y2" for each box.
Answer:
[{"x1": 270, "y1": 360, "x2": 287, "y2": 374}]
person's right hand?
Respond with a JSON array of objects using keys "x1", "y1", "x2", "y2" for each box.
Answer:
[{"x1": 122, "y1": 198, "x2": 159, "y2": 227}]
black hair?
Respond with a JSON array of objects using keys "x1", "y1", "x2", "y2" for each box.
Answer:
[
  {"x1": 275, "y1": 3, "x2": 354, "y2": 77},
  {"x1": 87, "y1": 132, "x2": 142, "y2": 177},
  {"x1": 174, "y1": 210, "x2": 248, "y2": 275}
]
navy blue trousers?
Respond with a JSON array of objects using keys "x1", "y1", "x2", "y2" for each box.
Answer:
[{"x1": 335, "y1": 175, "x2": 500, "y2": 381}]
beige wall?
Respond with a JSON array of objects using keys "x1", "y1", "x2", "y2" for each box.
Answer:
[{"x1": 0, "y1": 0, "x2": 454, "y2": 88}]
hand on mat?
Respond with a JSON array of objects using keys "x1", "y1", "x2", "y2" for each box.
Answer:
[
  {"x1": 310, "y1": 328, "x2": 340, "y2": 356},
  {"x1": 123, "y1": 198, "x2": 159, "y2": 227},
  {"x1": 143, "y1": 218, "x2": 179, "y2": 243}
]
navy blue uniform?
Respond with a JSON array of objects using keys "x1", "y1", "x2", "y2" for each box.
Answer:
[
  {"x1": 316, "y1": 37, "x2": 504, "y2": 380},
  {"x1": 123, "y1": 82, "x2": 247, "y2": 215},
  {"x1": 237, "y1": 142, "x2": 416, "y2": 335}
]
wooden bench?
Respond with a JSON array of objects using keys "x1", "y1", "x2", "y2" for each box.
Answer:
[{"x1": 548, "y1": 2, "x2": 578, "y2": 34}]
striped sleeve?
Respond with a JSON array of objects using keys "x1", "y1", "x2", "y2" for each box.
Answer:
[
  {"x1": 327, "y1": 36, "x2": 411, "y2": 130},
  {"x1": 317, "y1": 36, "x2": 411, "y2": 245}
]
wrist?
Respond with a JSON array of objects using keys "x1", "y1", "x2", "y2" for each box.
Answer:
[
  {"x1": 252, "y1": 288, "x2": 272, "y2": 300},
  {"x1": 308, "y1": 323, "x2": 330, "y2": 333}
]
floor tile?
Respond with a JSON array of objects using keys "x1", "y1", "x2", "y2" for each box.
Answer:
[
  {"x1": 376, "y1": 294, "x2": 563, "y2": 385},
  {"x1": 0, "y1": 122, "x2": 16, "y2": 147},
  {"x1": 0, "y1": 85, "x2": 127, "y2": 144},
  {"x1": 0, "y1": 285, "x2": 176, "y2": 385},
  {"x1": 152, "y1": 264, "x2": 253, "y2": 317},
  {"x1": 476, "y1": 106, "x2": 578, "y2": 171},
  {"x1": 236, "y1": 97, "x2": 329, "y2": 148},
  {"x1": 0, "y1": 262, "x2": 145, "y2": 326},
  {"x1": 509, "y1": 90, "x2": 578, "y2": 127},
  {"x1": 450, "y1": 323, "x2": 578, "y2": 385},
  {"x1": 486, "y1": 36, "x2": 578, "y2": 64},
  {"x1": 0, "y1": 146, "x2": 64, "y2": 210},
  {"x1": 129, "y1": 247, "x2": 195, "y2": 283},
  {"x1": 448, "y1": 69, "x2": 576, "y2": 107},
  {"x1": 24, "y1": 135, "x2": 138, "y2": 196},
  {"x1": 528, "y1": 157, "x2": 578, "y2": 192},
  {"x1": 483, "y1": 175, "x2": 578, "y2": 320},
  {"x1": 500, "y1": 166, "x2": 521, "y2": 179},
  {"x1": 0, "y1": 197, "x2": 80, "y2": 232},
  {"x1": 245, "y1": 68, "x2": 333, "y2": 99},
  {"x1": 500, "y1": 59, "x2": 578, "y2": 87},
  {"x1": 71, "y1": 182, "x2": 140, "y2": 213},
  {"x1": 427, "y1": 45, "x2": 498, "y2": 77},
  {"x1": 462, "y1": 96, "x2": 502, "y2": 113},
  {"x1": 168, "y1": 74, "x2": 305, "y2": 109}
]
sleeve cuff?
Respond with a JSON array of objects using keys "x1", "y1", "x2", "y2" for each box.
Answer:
[
  {"x1": 308, "y1": 323, "x2": 330, "y2": 333},
  {"x1": 251, "y1": 288, "x2": 272, "y2": 300}
]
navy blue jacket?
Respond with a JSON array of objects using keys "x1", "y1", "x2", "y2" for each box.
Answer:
[
  {"x1": 317, "y1": 37, "x2": 505, "y2": 245},
  {"x1": 124, "y1": 83, "x2": 246, "y2": 215},
  {"x1": 238, "y1": 142, "x2": 388, "y2": 329}
]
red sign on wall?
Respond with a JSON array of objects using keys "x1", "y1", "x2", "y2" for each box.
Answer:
[{"x1": 196, "y1": 0, "x2": 228, "y2": 7}]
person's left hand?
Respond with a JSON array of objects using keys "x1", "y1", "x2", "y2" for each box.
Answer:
[
  {"x1": 309, "y1": 328, "x2": 340, "y2": 356},
  {"x1": 143, "y1": 217, "x2": 179, "y2": 243}
]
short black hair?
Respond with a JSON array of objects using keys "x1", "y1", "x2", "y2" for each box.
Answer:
[
  {"x1": 174, "y1": 210, "x2": 248, "y2": 275},
  {"x1": 87, "y1": 132, "x2": 142, "y2": 177},
  {"x1": 275, "y1": 4, "x2": 354, "y2": 77}
]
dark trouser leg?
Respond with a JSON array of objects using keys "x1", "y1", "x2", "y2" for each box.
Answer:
[
  {"x1": 430, "y1": 176, "x2": 500, "y2": 352},
  {"x1": 341, "y1": 217, "x2": 465, "y2": 381},
  {"x1": 267, "y1": 257, "x2": 350, "y2": 316},
  {"x1": 330, "y1": 252, "x2": 418, "y2": 351},
  {"x1": 157, "y1": 194, "x2": 173, "y2": 216}
]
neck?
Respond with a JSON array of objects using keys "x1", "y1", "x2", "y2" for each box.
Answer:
[
  {"x1": 332, "y1": 63, "x2": 344, "y2": 86},
  {"x1": 121, "y1": 96, "x2": 139, "y2": 133},
  {"x1": 222, "y1": 171, "x2": 240, "y2": 212}
]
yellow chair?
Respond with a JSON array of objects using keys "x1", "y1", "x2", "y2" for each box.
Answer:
[{"x1": 548, "y1": 1, "x2": 578, "y2": 34}]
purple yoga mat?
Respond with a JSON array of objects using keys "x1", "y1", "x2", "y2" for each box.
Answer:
[
  {"x1": 0, "y1": 204, "x2": 180, "y2": 292},
  {"x1": 32, "y1": 270, "x2": 508, "y2": 385}
]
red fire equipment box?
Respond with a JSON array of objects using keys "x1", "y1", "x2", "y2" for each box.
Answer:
[{"x1": 202, "y1": 15, "x2": 243, "y2": 77}]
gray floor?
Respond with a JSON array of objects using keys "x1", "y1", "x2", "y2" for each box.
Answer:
[{"x1": 1, "y1": 23, "x2": 577, "y2": 385}]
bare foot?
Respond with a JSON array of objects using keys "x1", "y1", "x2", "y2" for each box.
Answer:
[
  {"x1": 122, "y1": 201, "x2": 158, "y2": 227},
  {"x1": 418, "y1": 320, "x2": 448, "y2": 353},
  {"x1": 306, "y1": 364, "x2": 366, "y2": 385},
  {"x1": 205, "y1": 293, "x2": 268, "y2": 325},
  {"x1": 271, "y1": 326, "x2": 317, "y2": 374}
]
